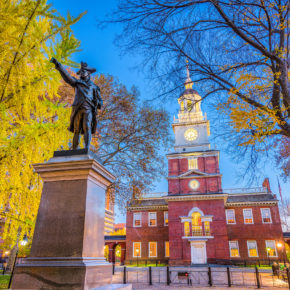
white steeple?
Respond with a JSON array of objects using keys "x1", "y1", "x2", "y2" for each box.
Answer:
[{"x1": 172, "y1": 61, "x2": 210, "y2": 153}]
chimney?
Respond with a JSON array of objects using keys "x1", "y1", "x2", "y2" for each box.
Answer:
[{"x1": 262, "y1": 178, "x2": 271, "y2": 193}]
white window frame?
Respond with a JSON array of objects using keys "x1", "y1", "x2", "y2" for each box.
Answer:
[
  {"x1": 266, "y1": 240, "x2": 278, "y2": 257},
  {"x1": 247, "y1": 240, "x2": 259, "y2": 257},
  {"x1": 165, "y1": 241, "x2": 170, "y2": 257},
  {"x1": 229, "y1": 241, "x2": 240, "y2": 257},
  {"x1": 133, "y1": 212, "x2": 141, "y2": 227},
  {"x1": 226, "y1": 209, "x2": 236, "y2": 224},
  {"x1": 164, "y1": 211, "x2": 168, "y2": 226},
  {"x1": 133, "y1": 242, "x2": 141, "y2": 257},
  {"x1": 261, "y1": 208, "x2": 272, "y2": 224},
  {"x1": 148, "y1": 212, "x2": 157, "y2": 227},
  {"x1": 243, "y1": 208, "x2": 254, "y2": 224},
  {"x1": 148, "y1": 242, "x2": 157, "y2": 258}
]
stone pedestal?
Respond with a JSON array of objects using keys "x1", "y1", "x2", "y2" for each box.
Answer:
[{"x1": 12, "y1": 149, "x2": 115, "y2": 290}]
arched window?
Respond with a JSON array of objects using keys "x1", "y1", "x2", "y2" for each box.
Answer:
[
  {"x1": 192, "y1": 212, "x2": 202, "y2": 236},
  {"x1": 187, "y1": 100, "x2": 193, "y2": 112},
  {"x1": 180, "y1": 101, "x2": 184, "y2": 112}
]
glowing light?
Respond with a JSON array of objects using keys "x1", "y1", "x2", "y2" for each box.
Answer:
[{"x1": 277, "y1": 243, "x2": 283, "y2": 248}]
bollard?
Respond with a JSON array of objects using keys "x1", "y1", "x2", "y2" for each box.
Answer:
[
  {"x1": 149, "y1": 266, "x2": 152, "y2": 285},
  {"x1": 227, "y1": 267, "x2": 231, "y2": 287},
  {"x1": 112, "y1": 262, "x2": 115, "y2": 275},
  {"x1": 286, "y1": 268, "x2": 290, "y2": 289},
  {"x1": 166, "y1": 266, "x2": 170, "y2": 285},
  {"x1": 255, "y1": 266, "x2": 261, "y2": 288},
  {"x1": 208, "y1": 267, "x2": 212, "y2": 287},
  {"x1": 123, "y1": 266, "x2": 126, "y2": 284}
]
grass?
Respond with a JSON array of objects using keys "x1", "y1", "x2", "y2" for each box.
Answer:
[
  {"x1": 0, "y1": 275, "x2": 10, "y2": 289},
  {"x1": 126, "y1": 263, "x2": 167, "y2": 267}
]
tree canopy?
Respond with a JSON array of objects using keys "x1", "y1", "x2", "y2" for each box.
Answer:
[
  {"x1": 0, "y1": 0, "x2": 85, "y2": 250},
  {"x1": 0, "y1": 0, "x2": 171, "y2": 251},
  {"x1": 110, "y1": 0, "x2": 289, "y2": 179}
]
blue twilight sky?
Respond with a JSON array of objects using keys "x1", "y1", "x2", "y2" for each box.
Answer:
[{"x1": 49, "y1": 0, "x2": 289, "y2": 223}]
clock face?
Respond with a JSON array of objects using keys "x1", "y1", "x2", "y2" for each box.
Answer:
[
  {"x1": 189, "y1": 179, "x2": 200, "y2": 191},
  {"x1": 184, "y1": 128, "x2": 198, "y2": 141}
]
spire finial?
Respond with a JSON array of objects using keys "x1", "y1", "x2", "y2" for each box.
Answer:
[
  {"x1": 185, "y1": 58, "x2": 193, "y2": 89},
  {"x1": 186, "y1": 58, "x2": 190, "y2": 79}
]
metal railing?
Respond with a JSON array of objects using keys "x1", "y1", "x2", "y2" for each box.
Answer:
[{"x1": 112, "y1": 265, "x2": 290, "y2": 288}]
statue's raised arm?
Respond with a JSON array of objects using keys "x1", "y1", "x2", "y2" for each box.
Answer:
[
  {"x1": 50, "y1": 58, "x2": 77, "y2": 87},
  {"x1": 51, "y1": 59, "x2": 101, "y2": 150}
]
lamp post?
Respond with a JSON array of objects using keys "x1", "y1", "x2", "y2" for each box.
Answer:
[
  {"x1": 267, "y1": 247, "x2": 271, "y2": 266},
  {"x1": 8, "y1": 234, "x2": 28, "y2": 289},
  {"x1": 277, "y1": 242, "x2": 284, "y2": 264},
  {"x1": 136, "y1": 248, "x2": 139, "y2": 267}
]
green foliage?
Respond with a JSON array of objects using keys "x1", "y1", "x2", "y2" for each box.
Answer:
[{"x1": 0, "y1": 0, "x2": 85, "y2": 251}]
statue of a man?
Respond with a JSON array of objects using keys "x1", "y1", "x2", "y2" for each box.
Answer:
[{"x1": 51, "y1": 58, "x2": 103, "y2": 149}]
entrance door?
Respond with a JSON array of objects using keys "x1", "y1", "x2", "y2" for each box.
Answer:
[{"x1": 191, "y1": 242, "x2": 207, "y2": 264}]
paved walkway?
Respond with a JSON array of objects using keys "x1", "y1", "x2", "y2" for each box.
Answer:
[{"x1": 131, "y1": 285, "x2": 288, "y2": 289}]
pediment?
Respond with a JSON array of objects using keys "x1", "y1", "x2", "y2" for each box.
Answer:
[{"x1": 178, "y1": 169, "x2": 209, "y2": 178}]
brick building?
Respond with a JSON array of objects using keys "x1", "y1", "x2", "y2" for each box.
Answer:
[{"x1": 125, "y1": 65, "x2": 285, "y2": 265}]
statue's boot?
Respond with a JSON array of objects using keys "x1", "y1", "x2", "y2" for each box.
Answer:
[
  {"x1": 84, "y1": 131, "x2": 92, "y2": 149},
  {"x1": 72, "y1": 133, "x2": 80, "y2": 149}
]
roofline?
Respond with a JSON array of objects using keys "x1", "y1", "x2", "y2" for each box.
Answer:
[{"x1": 226, "y1": 201, "x2": 278, "y2": 207}]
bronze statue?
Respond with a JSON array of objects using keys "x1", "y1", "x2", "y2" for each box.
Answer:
[{"x1": 51, "y1": 58, "x2": 103, "y2": 149}]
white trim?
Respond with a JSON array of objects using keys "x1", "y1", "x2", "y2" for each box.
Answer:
[
  {"x1": 165, "y1": 241, "x2": 170, "y2": 257},
  {"x1": 229, "y1": 241, "x2": 240, "y2": 257},
  {"x1": 148, "y1": 212, "x2": 157, "y2": 227},
  {"x1": 164, "y1": 211, "x2": 168, "y2": 226},
  {"x1": 188, "y1": 207, "x2": 204, "y2": 217},
  {"x1": 266, "y1": 240, "x2": 278, "y2": 257},
  {"x1": 182, "y1": 236, "x2": 214, "y2": 240},
  {"x1": 201, "y1": 216, "x2": 213, "y2": 222},
  {"x1": 243, "y1": 208, "x2": 254, "y2": 224},
  {"x1": 148, "y1": 242, "x2": 157, "y2": 258},
  {"x1": 261, "y1": 208, "x2": 272, "y2": 224},
  {"x1": 226, "y1": 209, "x2": 236, "y2": 224},
  {"x1": 133, "y1": 242, "x2": 141, "y2": 257},
  {"x1": 133, "y1": 212, "x2": 142, "y2": 227},
  {"x1": 247, "y1": 240, "x2": 259, "y2": 257},
  {"x1": 180, "y1": 217, "x2": 192, "y2": 223}
]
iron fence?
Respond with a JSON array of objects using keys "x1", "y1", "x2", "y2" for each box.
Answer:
[{"x1": 112, "y1": 266, "x2": 290, "y2": 288}]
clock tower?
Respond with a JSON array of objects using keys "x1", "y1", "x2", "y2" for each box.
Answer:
[
  {"x1": 173, "y1": 63, "x2": 210, "y2": 153},
  {"x1": 167, "y1": 63, "x2": 222, "y2": 195}
]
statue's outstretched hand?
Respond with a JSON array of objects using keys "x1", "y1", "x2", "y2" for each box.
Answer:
[{"x1": 50, "y1": 57, "x2": 60, "y2": 68}]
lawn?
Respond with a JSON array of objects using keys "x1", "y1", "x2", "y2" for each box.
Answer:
[{"x1": 0, "y1": 275, "x2": 10, "y2": 289}]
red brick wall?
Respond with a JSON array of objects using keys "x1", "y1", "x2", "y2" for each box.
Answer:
[
  {"x1": 168, "y1": 156, "x2": 222, "y2": 195},
  {"x1": 168, "y1": 199, "x2": 229, "y2": 265},
  {"x1": 125, "y1": 210, "x2": 169, "y2": 262},
  {"x1": 226, "y1": 205, "x2": 284, "y2": 260}
]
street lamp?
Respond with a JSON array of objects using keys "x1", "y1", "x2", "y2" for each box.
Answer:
[
  {"x1": 136, "y1": 248, "x2": 139, "y2": 267},
  {"x1": 8, "y1": 234, "x2": 28, "y2": 289},
  {"x1": 267, "y1": 247, "x2": 271, "y2": 265},
  {"x1": 277, "y1": 242, "x2": 285, "y2": 264}
]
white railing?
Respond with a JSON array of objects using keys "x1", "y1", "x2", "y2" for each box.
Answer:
[
  {"x1": 223, "y1": 187, "x2": 267, "y2": 194},
  {"x1": 141, "y1": 192, "x2": 168, "y2": 198}
]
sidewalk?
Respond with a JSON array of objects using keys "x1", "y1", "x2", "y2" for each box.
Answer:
[{"x1": 131, "y1": 284, "x2": 288, "y2": 289}]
